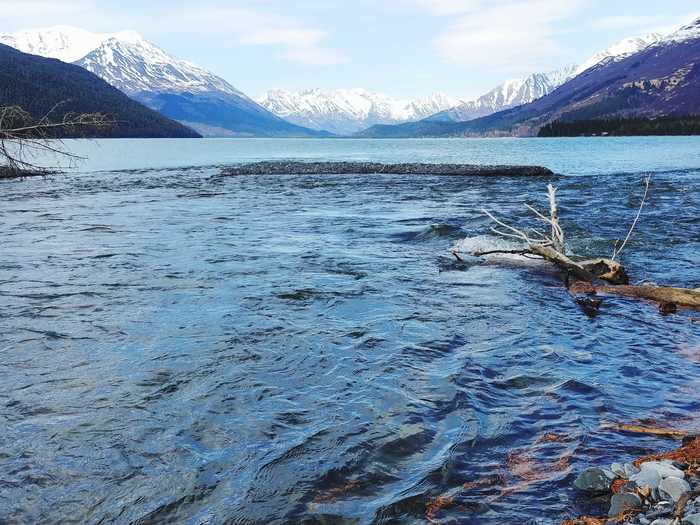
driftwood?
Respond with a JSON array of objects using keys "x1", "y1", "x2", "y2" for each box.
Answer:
[
  {"x1": 601, "y1": 422, "x2": 689, "y2": 440},
  {"x1": 594, "y1": 285, "x2": 700, "y2": 309},
  {"x1": 467, "y1": 181, "x2": 700, "y2": 313}
]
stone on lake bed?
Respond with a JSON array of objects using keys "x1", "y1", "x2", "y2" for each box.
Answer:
[
  {"x1": 684, "y1": 515, "x2": 700, "y2": 525},
  {"x1": 611, "y1": 462, "x2": 640, "y2": 478},
  {"x1": 609, "y1": 492, "x2": 642, "y2": 516},
  {"x1": 658, "y1": 476, "x2": 690, "y2": 502},
  {"x1": 639, "y1": 461, "x2": 685, "y2": 480},
  {"x1": 574, "y1": 467, "x2": 616, "y2": 493},
  {"x1": 631, "y1": 467, "x2": 663, "y2": 490}
]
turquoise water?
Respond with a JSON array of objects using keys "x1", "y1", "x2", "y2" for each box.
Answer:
[
  {"x1": 1, "y1": 138, "x2": 700, "y2": 524},
  {"x1": 30, "y1": 136, "x2": 700, "y2": 175}
]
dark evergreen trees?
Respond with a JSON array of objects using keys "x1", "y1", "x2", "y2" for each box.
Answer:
[{"x1": 0, "y1": 44, "x2": 200, "y2": 138}]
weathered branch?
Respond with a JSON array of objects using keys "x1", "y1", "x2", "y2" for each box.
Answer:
[
  {"x1": 594, "y1": 284, "x2": 700, "y2": 308},
  {"x1": 0, "y1": 104, "x2": 114, "y2": 177},
  {"x1": 471, "y1": 183, "x2": 699, "y2": 314}
]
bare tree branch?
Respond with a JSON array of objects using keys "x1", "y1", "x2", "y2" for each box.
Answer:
[{"x1": 0, "y1": 104, "x2": 115, "y2": 178}]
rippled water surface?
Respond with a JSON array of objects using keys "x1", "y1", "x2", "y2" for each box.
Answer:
[{"x1": 2, "y1": 138, "x2": 700, "y2": 524}]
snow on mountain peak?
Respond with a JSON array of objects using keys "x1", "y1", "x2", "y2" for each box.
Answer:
[
  {"x1": 256, "y1": 89, "x2": 457, "y2": 134},
  {"x1": 76, "y1": 36, "x2": 246, "y2": 97},
  {"x1": 0, "y1": 26, "x2": 111, "y2": 62},
  {"x1": 0, "y1": 26, "x2": 246, "y2": 98},
  {"x1": 575, "y1": 32, "x2": 665, "y2": 75},
  {"x1": 662, "y1": 16, "x2": 700, "y2": 44}
]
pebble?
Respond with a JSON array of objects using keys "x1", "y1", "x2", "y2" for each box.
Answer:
[
  {"x1": 574, "y1": 467, "x2": 616, "y2": 493},
  {"x1": 572, "y1": 452, "x2": 700, "y2": 524},
  {"x1": 609, "y1": 492, "x2": 642, "y2": 516},
  {"x1": 640, "y1": 461, "x2": 686, "y2": 480},
  {"x1": 612, "y1": 462, "x2": 641, "y2": 478},
  {"x1": 658, "y1": 476, "x2": 691, "y2": 503},
  {"x1": 631, "y1": 467, "x2": 663, "y2": 490}
]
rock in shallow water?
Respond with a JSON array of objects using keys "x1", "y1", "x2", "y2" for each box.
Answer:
[
  {"x1": 631, "y1": 467, "x2": 663, "y2": 491},
  {"x1": 574, "y1": 467, "x2": 616, "y2": 493},
  {"x1": 640, "y1": 461, "x2": 686, "y2": 480},
  {"x1": 612, "y1": 462, "x2": 641, "y2": 478},
  {"x1": 684, "y1": 514, "x2": 700, "y2": 525},
  {"x1": 609, "y1": 492, "x2": 642, "y2": 516},
  {"x1": 658, "y1": 476, "x2": 690, "y2": 502}
]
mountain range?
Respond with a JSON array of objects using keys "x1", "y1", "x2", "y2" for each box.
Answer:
[
  {"x1": 0, "y1": 27, "x2": 328, "y2": 138},
  {"x1": 0, "y1": 42, "x2": 199, "y2": 138},
  {"x1": 256, "y1": 89, "x2": 457, "y2": 135},
  {"x1": 357, "y1": 22, "x2": 699, "y2": 138},
  {"x1": 1, "y1": 19, "x2": 698, "y2": 139},
  {"x1": 258, "y1": 32, "x2": 665, "y2": 134}
]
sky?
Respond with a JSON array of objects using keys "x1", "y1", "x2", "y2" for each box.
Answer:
[{"x1": 3, "y1": 0, "x2": 700, "y2": 100}]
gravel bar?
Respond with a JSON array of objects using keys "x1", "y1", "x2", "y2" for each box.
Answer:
[{"x1": 220, "y1": 161, "x2": 554, "y2": 177}]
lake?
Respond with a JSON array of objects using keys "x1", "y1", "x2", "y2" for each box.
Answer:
[{"x1": 2, "y1": 137, "x2": 700, "y2": 524}]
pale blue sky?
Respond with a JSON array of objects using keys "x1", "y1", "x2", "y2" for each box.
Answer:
[{"x1": 4, "y1": 0, "x2": 700, "y2": 99}]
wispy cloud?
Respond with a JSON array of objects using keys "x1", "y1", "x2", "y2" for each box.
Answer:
[
  {"x1": 424, "y1": 0, "x2": 588, "y2": 71},
  {"x1": 158, "y1": 8, "x2": 346, "y2": 66},
  {"x1": 413, "y1": 0, "x2": 481, "y2": 15},
  {"x1": 1, "y1": 0, "x2": 94, "y2": 18},
  {"x1": 591, "y1": 15, "x2": 658, "y2": 30},
  {"x1": 1, "y1": 1, "x2": 345, "y2": 67}
]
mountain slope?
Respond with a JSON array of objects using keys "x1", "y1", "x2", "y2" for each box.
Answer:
[
  {"x1": 256, "y1": 89, "x2": 456, "y2": 135},
  {"x1": 426, "y1": 33, "x2": 664, "y2": 125},
  {"x1": 427, "y1": 66, "x2": 577, "y2": 123},
  {"x1": 0, "y1": 43, "x2": 200, "y2": 138},
  {"x1": 358, "y1": 25, "x2": 694, "y2": 138},
  {"x1": 0, "y1": 27, "x2": 328, "y2": 138}
]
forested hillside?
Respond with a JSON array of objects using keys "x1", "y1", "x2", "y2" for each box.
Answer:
[{"x1": 0, "y1": 43, "x2": 200, "y2": 138}]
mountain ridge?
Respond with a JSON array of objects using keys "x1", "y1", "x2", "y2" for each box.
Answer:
[
  {"x1": 357, "y1": 18, "x2": 700, "y2": 138},
  {"x1": 256, "y1": 88, "x2": 457, "y2": 135},
  {"x1": 0, "y1": 26, "x2": 329, "y2": 138},
  {"x1": 0, "y1": 42, "x2": 200, "y2": 138}
]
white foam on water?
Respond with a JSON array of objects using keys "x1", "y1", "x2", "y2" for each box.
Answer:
[{"x1": 452, "y1": 235, "x2": 547, "y2": 266}]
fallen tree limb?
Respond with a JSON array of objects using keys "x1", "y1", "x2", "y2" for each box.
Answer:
[
  {"x1": 594, "y1": 284, "x2": 700, "y2": 309},
  {"x1": 472, "y1": 249, "x2": 536, "y2": 257},
  {"x1": 469, "y1": 179, "x2": 700, "y2": 315}
]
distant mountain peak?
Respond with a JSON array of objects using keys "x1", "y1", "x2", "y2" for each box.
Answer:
[
  {"x1": 256, "y1": 89, "x2": 457, "y2": 134},
  {"x1": 0, "y1": 26, "x2": 246, "y2": 98},
  {"x1": 662, "y1": 16, "x2": 700, "y2": 43},
  {"x1": 0, "y1": 25, "x2": 325, "y2": 138},
  {"x1": 0, "y1": 25, "x2": 109, "y2": 62},
  {"x1": 76, "y1": 34, "x2": 246, "y2": 97},
  {"x1": 575, "y1": 32, "x2": 665, "y2": 75}
]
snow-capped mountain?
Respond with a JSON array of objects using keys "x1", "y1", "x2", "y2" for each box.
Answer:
[
  {"x1": 575, "y1": 32, "x2": 664, "y2": 75},
  {"x1": 0, "y1": 26, "x2": 245, "y2": 97},
  {"x1": 428, "y1": 31, "x2": 665, "y2": 124},
  {"x1": 429, "y1": 66, "x2": 578, "y2": 123},
  {"x1": 0, "y1": 25, "x2": 111, "y2": 63},
  {"x1": 658, "y1": 17, "x2": 700, "y2": 44},
  {"x1": 76, "y1": 33, "x2": 245, "y2": 97},
  {"x1": 257, "y1": 88, "x2": 457, "y2": 134},
  {"x1": 0, "y1": 26, "x2": 326, "y2": 137},
  {"x1": 358, "y1": 16, "x2": 700, "y2": 138}
]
